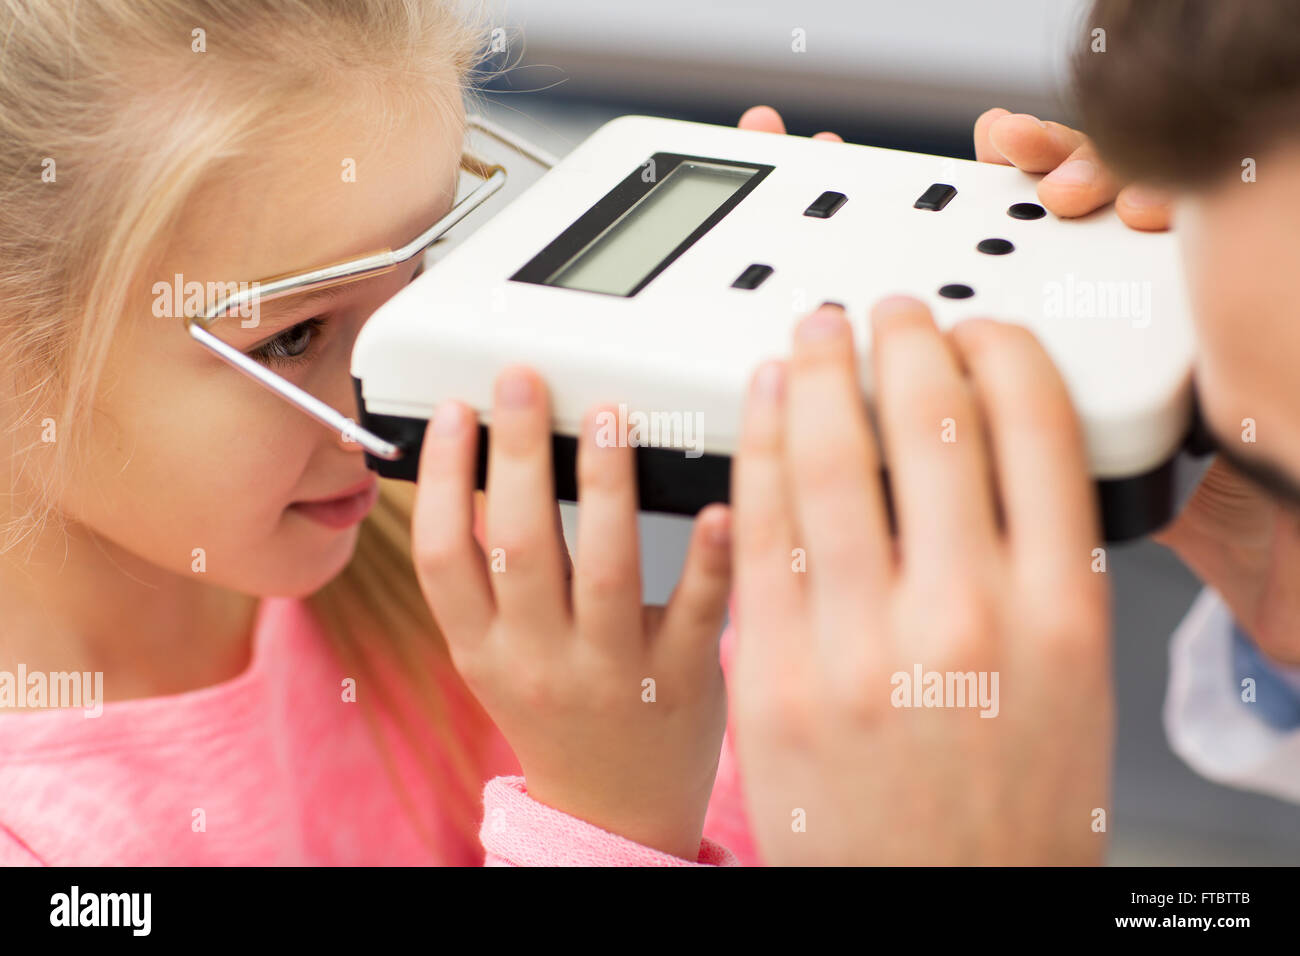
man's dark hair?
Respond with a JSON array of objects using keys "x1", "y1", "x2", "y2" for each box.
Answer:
[{"x1": 1072, "y1": 0, "x2": 1300, "y2": 188}]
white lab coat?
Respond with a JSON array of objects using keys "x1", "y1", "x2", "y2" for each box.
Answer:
[{"x1": 1164, "y1": 586, "x2": 1300, "y2": 804}]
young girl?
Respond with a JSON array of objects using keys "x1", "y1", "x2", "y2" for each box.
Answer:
[
  {"x1": 0, "y1": 0, "x2": 762, "y2": 866},
  {"x1": 0, "y1": 0, "x2": 1118, "y2": 866}
]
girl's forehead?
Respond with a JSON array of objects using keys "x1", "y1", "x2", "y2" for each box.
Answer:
[{"x1": 169, "y1": 107, "x2": 464, "y2": 283}]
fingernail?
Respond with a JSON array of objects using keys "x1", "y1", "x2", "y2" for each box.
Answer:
[
  {"x1": 1043, "y1": 159, "x2": 1096, "y2": 186},
  {"x1": 1011, "y1": 111, "x2": 1047, "y2": 129},
  {"x1": 753, "y1": 361, "x2": 785, "y2": 400},
  {"x1": 432, "y1": 402, "x2": 465, "y2": 437},
  {"x1": 1122, "y1": 185, "x2": 1171, "y2": 208},
  {"x1": 706, "y1": 516, "x2": 731, "y2": 549},
  {"x1": 796, "y1": 305, "x2": 847, "y2": 342},
  {"x1": 873, "y1": 294, "x2": 922, "y2": 317},
  {"x1": 497, "y1": 369, "x2": 535, "y2": 407},
  {"x1": 588, "y1": 406, "x2": 617, "y2": 447},
  {"x1": 871, "y1": 295, "x2": 924, "y2": 334}
]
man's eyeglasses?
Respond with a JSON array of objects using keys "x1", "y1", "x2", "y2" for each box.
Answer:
[{"x1": 182, "y1": 114, "x2": 556, "y2": 462}]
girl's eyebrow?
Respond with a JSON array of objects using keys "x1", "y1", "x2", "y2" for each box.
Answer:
[
  {"x1": 228, "y1": 186, "x2": 453, "y2": 337},
  {"x1": 270, "y1": 281, "x2": 352, "y2": 313}
]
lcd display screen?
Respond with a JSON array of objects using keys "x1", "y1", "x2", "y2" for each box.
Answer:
[{"x1": 544, "y1": 161, "x2": 761, "y2": 296}]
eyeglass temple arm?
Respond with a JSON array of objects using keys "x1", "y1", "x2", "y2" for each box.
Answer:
[
  {"x1": 187, "y1": 321, "x2": 408, "y2": 460},
  {"x1": 466, "y1": 113, "x2": 559, "y2": 171},
  {"x1": 184, "y1": 176, "x2": 506, "y2": 462},
  {"x1": 182, "y1": 167, "x2": 508, "y2": 461},
  {"x1": 186, "y1": 116, "x2": 555, "y2": 462},
  {"x1": 195, "y1": 114, "x2": 550, "y2": 324},
  {"x1": 198, "y1": 169, "x2": 509, "y2": 326}
]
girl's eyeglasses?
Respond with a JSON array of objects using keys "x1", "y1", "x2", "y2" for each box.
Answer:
[{"x1": 182, "y1": 114, "x2": 556, "y2": 462}]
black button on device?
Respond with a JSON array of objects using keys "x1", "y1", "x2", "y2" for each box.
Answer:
[
  {"x1": 1008, "y1": 202, "x2": 1046, "y2": 220},
  {"x1": 804, "y1": 191, "x2": 848, "y2": 218},
  {"x1": 938, "y1": 284, "x2": 974, "y2": 299},
  {"x1": 977, "y1": 238, "x2": 1015, "y2": 255},
  {"x1": 732, "y1": 263, "x2": 774, "y2": 290},
  {"x1": 914, "y1": 183, "x2": 957, "y2": 211}
]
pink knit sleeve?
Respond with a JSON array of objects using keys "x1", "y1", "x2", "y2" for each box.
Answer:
[
  {"x1": 0, "y1": 823, "x2": 44, "y2": 866},
  {"x1": 479, "y1": 776, "x2": 738, "y2": 866}
]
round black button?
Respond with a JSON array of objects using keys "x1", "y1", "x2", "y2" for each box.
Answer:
[
  {"x1": 938, "y1": 284, "x2": 974, "y2": 299},
  {"x1": 1007, "y1": 202, "x2": 1046, "y2": 220},
  {"x1": 977, "y1": 238, "x2": 1015, "y2": 255}
]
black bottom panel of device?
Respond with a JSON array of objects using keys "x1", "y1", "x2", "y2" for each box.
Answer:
[{"x1": 352, "y1": 380, "x2": 1191, "y2": 543}]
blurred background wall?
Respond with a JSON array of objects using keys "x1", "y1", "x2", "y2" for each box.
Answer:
[{"x1": 466, "y1": 0, "x2": 1300, "y2": 864}]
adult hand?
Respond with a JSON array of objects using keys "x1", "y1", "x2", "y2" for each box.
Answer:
[
  {"x1": 729, "y1": 300, "x2": 1114, "y2": 865},
  {"x1": 974, "y1": 109, "x2": 1300, "y2": 666}
]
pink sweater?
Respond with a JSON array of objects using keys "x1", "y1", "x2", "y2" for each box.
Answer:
[{"x1": 0, "y1": 596, "x2": 758, "y2": 866}]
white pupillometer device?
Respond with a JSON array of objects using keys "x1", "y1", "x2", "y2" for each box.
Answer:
[{"x1": 352, "y1": 115, "x2": 1205, "y2": 540}]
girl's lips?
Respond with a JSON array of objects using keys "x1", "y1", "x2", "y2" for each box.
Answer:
[{"x1": 288, "y1": 476, "x2": 379, "y2": 530}]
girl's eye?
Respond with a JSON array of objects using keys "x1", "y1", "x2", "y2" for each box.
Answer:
[
  {"x1": 246, "y1": 264, "x2": 420, "y2": 367},
  {"x1": 249, "y1": 316, "x2": 327, "y2": 367}
]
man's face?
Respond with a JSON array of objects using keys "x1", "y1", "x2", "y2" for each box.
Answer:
[{"x1": 1177, "y1": 139, "x2": 1300, "y2": 508}]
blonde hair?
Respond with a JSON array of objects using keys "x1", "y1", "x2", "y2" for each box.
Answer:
[{"x1": 0, "y1": 0, "x2": 509, "y2": 862}]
